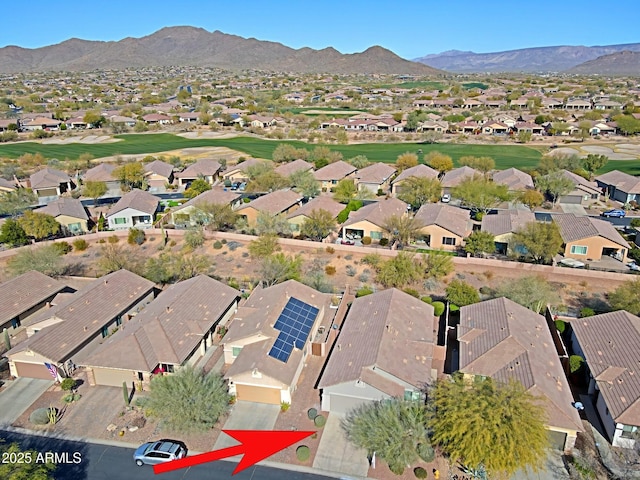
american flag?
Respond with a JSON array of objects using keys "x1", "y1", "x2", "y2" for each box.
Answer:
[{"x1": 44, "y1": 362, "x2": 58, "y2": 380}]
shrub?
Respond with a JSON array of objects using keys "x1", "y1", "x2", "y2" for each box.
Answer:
[
  {"x1": 345, "y1": 265, "x2": 357, "y2": 277},
  {"x1": 296, "y1": 445, "x2": 311, "y2": 462},
  {"x1": 108, "y1": 235, "x2": 119, "y2": 244},
  {"x1": 379, "y1": 237, "x2": 389, "y2": 247},
  {"x1": 227, "y1": 241, "x2": 240, "y2": 251},
  {"x1": 169, "y1": 239, "x2": 177, "y2": 247},
  {"x1": 128, "y1": 228, "x2": 145, "y2": 245},
  {"x1": 213, "y1": 240, "x2": 223, "y2": 249},
  {"x1": 414, "y1": 467, "x2": 428, "y2": 479},
  {"x1": 29, "y1": 407, "x2": 58, "y2": 425},
  {"x1": 449, "y1": 304, "x2": 460, "y2": 312},
  {"x1": 432, "y1": 301, "x2": 445, "y2": 316},
  {"x1": 417, "y1": 442, "x2": 435, "y2": 462},
  {"x1": 421, "y1": 296, "x2": 432, "y2": 304},
  {"x1": 361, "y1": 236, "x2": 372, "y2": 245},
  {"x1": 307, "y1": 408, "x2": 317, "y2": 420},
  {"x1": 62, "y1": 393, "x2": 81, "y2": 403},
  {"x1": 325, "y1": 265, "x2": 336, "y2": 275},
  {"x1": 389, "y1": 463, "x2": 405, "y2": 475},
  {"x1": 403, "y1": 288, "x2": 420, "y2": 298},
  {"x1": 52, "y1": 242, "x2": 72, "y2": 255},
  {"x1": 358, "y1": 272, "x2": 369, "y2": 282},
  {"x1": 570, "y1": 355, "x2": 585, "y2": 374},
  {"x1": 184, "y1": 229, "x2": 205, "y2": 249},
  {"x1": 325, "y1": 246, "x2": 335, "y2": 254},
  {"x1": 98, "y1": 238, "x2": 106, "y2": 243},
  {"x1": 356, "y1": 286, "x2": 374, "y2": 297},
  {"x1": 280, "y1": 401, "x2": 290, "y2": 412},
  {"x1": 72, "y1": 238, "x2": 88, "y2": 251},
  {"x1": 555, "y1": 319, "x2": 566, "y2": 333},
  {"x1": 221, "y1": 239, "x2": 227, "y2": 244},
  {"x1": 479, "y1": 286, "x2": 495, "y2": 296},
  {"x1": 314, "y1": 414, "x2": 326, "y2": 428},
  {"x1": 580, "y1": 307, "x2": 595, "y2": 318},
  {"x1": 344, "y1": 254, "x2": 353, "y2": 260},
  {"x1": 60, "y1": 378, "x2": 76, "y2": 392}
]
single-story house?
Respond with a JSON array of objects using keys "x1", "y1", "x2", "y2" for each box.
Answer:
[
  {"x1": 595, "y1": 170, "x2": 640, "y2": 204},
  {"x1": 458, "y1": 297, "x2": 584, "y2": 452},
  {"x1": 144, "y1": 160, "x2": 174, "y2": 189},
  {"x1": 106, "y1": 189, "x2": 160, "y2": 230},
  {"x1": 553, "y1": 213, "x2": 629, "y2": 262},
  {"x1": 222, "y1": 158, "x2": 265, "y2": 183},
  {"x1": 6, "y1": 270, "x2": 155, "y2": 380},
  {"x1": 481, "y1": 121, "x2": 510, "y2": 135},
  {"x1": 558, "y1": 170, "x2": 600, "y2": 204},
  {"x1": 481, "y1": 210, "x2": 536, "y2": 255},
  {"x1": 0, "y1": 177, "x2": 17, "y2": 193},
  {"x1": 223, "y1": 280, "x2": 333, "y2": 404},
  {"x1": 413, "y1": 203, "x2": 471, "y2": 251},
  {"x1": 319, "y1": 289, "x2": 436, "y2": 415},
  {"x1": 81, "y1": 275, "x2": 240, "y2": 387},
  {"x1": 440, "y1": 166, "x2": 480, "y2": 193},
  {"x1": 513, "y1": 122, "x2": 545, "y2": 135},
  {"x1": 492, "y1": 167, "x2": 535, "y2": 192},
  {"x1": 0, "y1": 271, "x2": 70, "y2": 332},
  {"x1": 108, "y1": 115, "x2": 136, "y2": 127},
  {"x1": 21, "y1": 117, "x2": 62, "y2": 131},
  {"x1": 341, "y1": 198, "x2": 409, "y2": 243},
  {"x1": 570, "y1": 311, "x2": 640, "y2": 448},
  {"x1": 235, "y1": 189, "x2": 303, "y2": 227},
  {"x1": 286, "y1": 196, "x2": 344, "y2": 235},
  {"x1": 175, "y1": 159, "x2": 222, "y2": 186},
  {"x1": 34, "y1": 197, "x2": 91, "y2": 234},
  {"x1": 29, "y1": 167, "x2": 74, "y2": 200},
  {"x1": 313, "y1": 161, "x2": 357, "y2": 192},
  {"x1": 141, "y1": 113, "x2": 173, "y2": 125},
  {"x1": 83, "y1": 163, "x2": 120, "y2": 191},
  {"x1": 391, "y1": 164, "x2": 439, "y2": 196},
  {"x1": 355, "y1": 163, "x2": 397, "y2": 195},
  {"x1": 274, "y1": 159, "x2": 314, "y2": 178},
  {"x1": 168, "y1": 189, "x2": 242, "y2": 228},
  {"x1": 178, "y1": 112, "x2": 200, "y2": 123}
]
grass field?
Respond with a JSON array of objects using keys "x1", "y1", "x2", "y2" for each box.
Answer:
[
  {"x1": 462, "y1": 82, "x2": 489, "y2": 90},
  {"x1": 1, "y1": 133, "x2": 639, "y2": 173}
]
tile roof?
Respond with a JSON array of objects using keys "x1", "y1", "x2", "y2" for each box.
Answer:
[
  {"x1": 144, "y1": 160, "x2": 173, "y2": 179},
  {"x1": 224, "y1": 158, "x2": 264, "y2": 175},
  {"x1": 8, "y1": 270, "x2": 155, "y2": 363},
  {"x1": 274, "y1": 159, "x2": 314, "y2": 178},
  {"x1": 35, "y1": 198, "x2": 88, "y2": 220},
  {"x1": 82, "y1": 275, "x2": 239, "y2": 371},
  {"x1": 0, "y1": 177, "x2": 17, "y2": 190},
  {"x1": 414, "y1": 203, "x2": 471, "y2": 237},
  {"x1": 571, "y1": 311, "x2": 640, "y2": 425},
  {"x1": 481, "y1": 210, "x2": 535, "y2": 236},
  {"x1": 343, "y1": 198, "x2": 409, "y2": 229},
  {"x1": 176, "y1": 159, "x2": 221, "y2": 178},
  {"x1": 355, "y1": 163, "x2": 397, "y2": 184},
  {"x1": 392, "y1": 164, "x2": 439, "y2": 185},
  {"x1": 595, "y1": 170, "x2": 640, "y2": 195},
  {"x1": 560, "y1": 170, "x2": 600, "y2": 194},
  {"x1": 492, "y1": 168, "x2": 534, "y2": 190},
  {"x1": 552, "y1": 213, "x2": 629, "y2": 247},
  {"x1": 30, "y1": 167, "x2": 71, "y2": 189},
  {"x1": 175, "y1": 188, "x2": 241, "y2": 212},
  {"x1": 285, "y1": 196, "x2": 344, "y2": 220},
  {"x1": 441, "y1": 166, "x2": 480, "y2": 188},
  {"x1": 313, "y1": 161, "x2": 357, "y2": 181},
  {"x1": 0, "y1": 271, "x2": 68, "y2": 327},
  {"x1": 107, "y1": 189, "x2": 159, "y2": 217},
  {"x1": 238, "y1": 189, "x2": 303, "y2": 215},
  {"x1": 458, "y1": 298, "x2": 583, "y2": 432},
  {"x1": 318, "y1": 289, "x2": 434, "y2": 394},
  {"x1": 83, "y1": 163, "x2": 116, "y2": 182}
]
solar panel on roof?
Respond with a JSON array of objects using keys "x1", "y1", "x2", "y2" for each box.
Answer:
[{"x1": 268, "y1": 297, "x2": 319, "y2": 363}]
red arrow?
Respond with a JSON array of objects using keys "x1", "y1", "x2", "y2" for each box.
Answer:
[{"x1": 153, "y1": 429, "x2": 315, "y2": 475}]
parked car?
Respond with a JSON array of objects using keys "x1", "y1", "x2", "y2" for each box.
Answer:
[
  {"x1": 441, "y1": 193, "x2": 451, "y2": 203},
  {"x1": 602, "y1": 209, "x2": 626, "y2": 218},
  {"x1": 133, "y1": 440, "x2": 187, "y2": 466},
  {"x1": 559, "y1": 258, "x2": 586, "y2": 268},
  {"x1": 627, "y1": 261, "x2": 640, "y2": 272}
]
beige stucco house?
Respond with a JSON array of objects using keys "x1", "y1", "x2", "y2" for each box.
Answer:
[
  {"x1": 553, "y1": 213, "x2": 629, "y2": 262},
  {"x1": 413, "y1": 203, "x2": 471, "y2": 251},
  {"x1": 35, "y1": 197, "x2": 91, "y2": 234},
  {"x1": 341, "y1": 198, "x2": 409, "y2": 243},
  {"x1": 235, "y1": 189, "x2": 303, "y2": 227}
]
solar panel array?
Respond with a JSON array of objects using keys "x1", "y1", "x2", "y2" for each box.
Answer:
[{"x1": 268, "y1": 297, "x2": 319, "y2": 363}]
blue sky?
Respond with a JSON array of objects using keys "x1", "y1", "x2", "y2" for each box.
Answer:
[{"x1": 2, "y1": 0, "x2": 639, "y2": 59}]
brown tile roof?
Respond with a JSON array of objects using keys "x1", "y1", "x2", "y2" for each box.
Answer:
[
  {"x1": 35, "y1": 198, "x2": 88, "y2": 221},
  {"x1": 458, "y1": 298, "x2": 583, "y2": 432},
  {"x1": 560, "y1": 170, "x2": 600, "y2": 194},
  {"x1": 313, "y1": 161, "x2": 356, "y2": 181},
  {"x1": 30, "y1": 167, "x2": 71, "y2": 189},
  {"x1": 552, "y1": 213, "x2": 629, "y2": 248},
  {"x1": 0, "y1": 177, "x2": 17, "y2": 190},
  {"x1": 356, "y1": 163, "x2": 397, "y2": 184},
  {"x1": 571, "y1": 311, "x2": 640, "y2": 425},
  {"x1": 224, "y1": 158, "x2": 264, "y2": 175},
  {"x1": 176, "y1": 159, "x2": 221, "y2": 178},
  {"x1": 82, "y1": 275, "x2": 239, "y2": 371},
  {"x1": 238, "y1": 189, "x2": 303, "y2": 215},
  {"x1": 492, "y1": 168, "x2": 534, "y2": 190},
  {"x1": 414, "y1": 203, "x2": 471, "y2": 237},
  {"x1": 285, "y1": 196, "x2": 344, "y2": 220},
  {"x1": 144, "y1": 160, "x2": 173, "y2": 179},
  {"x1": 595, "y1": 170, "x2": 640, "y2": 195},
  {"x1": 318, "y1": 289, "x2": 434, "y2": 394},
  {"x1": 0, "y1": 271, "x2": 67, "y2": 327},
  {"x1": 441, "y1": 166, "x2": 480, "y2": 188},
  {"x1": 481, "y1": 210, "x2": 535, "y2": 236},
  {"x1": 343, "y1": 198, "x2": 409, "y2": 229},
  {"x1": 224, "y1": 280, "x2": 333, "y2": 386},
  {"x1": 392, "y1": 164, "x2": 439, "y2": 185},
  {"x1": 274, "y1": 159, "x2": 314, "y2": 178},
  {"x1": 107, "y1": 189, "x2": 159, "y2": 217},
  {"x1": 8, "y1": 270, "x2": 155, "y2": 363},
  {"x1": 83, "y1": 163, "x2": 117, "y2": 182},
  {"x1": 176, "y1": 188, "x2": 241, "y2": 211}
]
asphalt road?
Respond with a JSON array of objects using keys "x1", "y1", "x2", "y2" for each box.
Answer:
[{"x1": 0, "y1": 429, "x2": 336, "y2": 480}]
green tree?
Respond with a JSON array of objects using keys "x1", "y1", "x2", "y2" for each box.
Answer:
[
  {"x1": 272, "y1": 143, "x2": 308, "y2": 163},
  {"x1": 98, "y1": 243, "x2": 144, "y2": 275},
  {"x1": 255, "y1": 211, "x2": 291, "y2": 236},
  {"x1": 445, "y1": 279, "x2": 480, "y2": 306},
  {"x1": 495, "y1": 275, "x2": 561, "y2": 313},
  {"x1": 517, "y1": 130, "x2": 532, "y2": 143},
  {"x1": 144, "y1": 256, "x2": 173, "y2": 284},
  {"x1": 614, "y1": 115, "x2": 640, "y2": 135},
  {"x1": 332, "y1": 178, "x2": 357, "y2": 203},
  {"x1": 424, "y1": 151, "x2": 453, "y2": 173},
  {"x1": 300, "y1": 209, "x2": 336, "y2": 241},
  {"x1": 289, "y1": 169, "x2": 320, "y2": 198},
  {"x1": 464, "y1": 230, "x2": 495, "y2": 256},
  {"x1": 582, "y1": 154, "x2": 609, "y2": 174},
  {"x1": 246, "y1": 171, "x2": 288, "y2": 193},
  {"x1": 145, "y1": 366, "x2": 229, "y2": 433},
  {"x1": 0, "y1": 189, "x2": 38, "y2": 216},
  {"x1": 377, "y1": 252, "x2": 423, "y2": 288},
  {"x1": 0, "y1": 440, "x2": 56, "y2": 480},
  {"x1": 309, "y1": 146, "x2": 342, "y2": 165},
  {"x1": 82, "y1": 180, "x2": 107, "y2": 203},
  {"x1": 248, "y1": 234, "x2": 281, "y2": 258},
  {"x1": 608, "y1": 278, "x2": 640, "y2": 315},
  {"x1": 83, "y1": 110, "x2": 105, "y2": 128},
  {"x1": 458, "y1": 156, "x2": 495, "y2": 174},
  {"x1": 535, "y1": 172, "x2": 575, "y2": 205},
  {"x1": 512, "y1": 221, "x2": 563, "y2": 264},
  {"x1": 382, "y1": 214, "x2": 423, "y2": 246},
  {"x1": 452, "y1": 175, "x2": 510, "y2": 214},
  {"x1": 259, "y1": 253, "x2": 303, "y2": 286},
  {"x1": 424, "y1": 253, "x2": 454, "y2": 279},
  {"x1": 0, "y1": 218, "x2": 29, "y2": 247},
  {"x1": 430, "y1": 376, "x2": 548, "y2": 478},
  {"x1": 347, "y1": 155, "x2": 370, "y2": 169},
  {"x1": 8, "y1": 245, "x2": 66, "y2": 277},
  {"x1": 191, "y1": 202, "x2": 238, "y2": 231},
  {"x1": 184, "y1": 178, "x2": 211, "y2": 199},
  {"x1": 113, "y1": 162, "x2": 145, "y2": 191},
  {"x1": 18, "y1": 211, "x2": 60, "y2": 240},
  {"x1": 518, "y1": 189, "x2": 544, "y2": 211},
  {"x1": 342, "y1": 399, "x2": 432, "y2": 475},
  {"x1": 397, "y1": 176, "x2": 442, "y2": 209},
  {"x1": 395, "y1": 152, "x2": 419, "y2": 171}
]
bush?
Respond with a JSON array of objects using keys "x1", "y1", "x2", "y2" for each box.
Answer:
[
  {"x1": 184, "y1": 229, "x2": 205, "y2": 249},
  {"x1": 356, "y1": 286, "x2": 374, "y2": 297},
  {"x1": 52, "y1": 242, "x2": 72, "y2": 255},
  {"x1": 570, "y1": 355, "x2": 585, "y2": 374},
  {"x1": 62, "y1": 393, "x2": 81, "y2": 403},
  {"x1": 403, "y1": 288, "x2": 420, "y2": 298},
  {"x1": 221, "y1": 239, "x2": 227, "y2": 244},
  {"x1": 213, "y1": 240, "x2": 223, "y2": 249},
  {"x1": 580, "y1": 307, "x2": 595, "y2": 318},
  {"x1": 414, "y1": 466, "x2": 428, "y2": 479},
  {"x1": 389, "y1": 463, "x2": 405, "y2": 475},
  {"x1": 325, "y1": 246, "x2": 335, "y2": 254},
  {"x1": 128, "y1": 228, "x2": 145, "y2": 245},
  {"x1": 555, "y1": 319, "x2": 566, "y2": 333},
  {"x1": 421, "y1": 296, "x2": 432, "y2": 304},
  {"x1": 432, "y1": 301, "x2": 445, "y2": 316},
  {"x1": 227, "y1": 241, "x2": 240, "y2": 251},
  {"x1": 345, "y1": 265, "x2": 357, "y2": 277},
  {"x1": 307, "y1": 408, "x2": 317, "y2": 420},
  {"x1": 60, "y1": 378, "x2": 76, "y2": 391},
  {"x1": 417, "y1": 442, "x2": 435, "y2": 462},
  {"x1": 379, "y1": 237, "x2": 389, "y2": 247},
  {"x1": 361, "y1": 236, "x2": 372, "y2": 245},
  {"x1": 313, "y1": 414, "x2": 326, "y2": 428},
  {"x1": 280, "y1": 401, "x2": 290, "y2": 412},
  {"x1": 296, "y1": 445, "x2": 311, "y2": 462},
  {"x1": 72, "y1": 238, "x2": 88, "y2": 251},
  {"x1": 29, "y1": 407, "x2": 58, "y2": 425},
  {"x1": 325, "y1": 265, "x2": 336, "y2": 275},
  {"x1": 108, "y1": 235, "x2": 119, "y2": 244},
  {"x1": 479, "y1": 286, "x2": 496, "y2": 296},
  {"x1": 449, "y1": 304, "x2": 460, "y2": 312}
]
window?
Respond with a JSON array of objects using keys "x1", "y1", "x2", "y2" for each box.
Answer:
[
  {"x1": 115, "y1": 315, "x2": 122, "y2": 326},
  {"x1": 137, "y1": 372, "x2": 144, "y2": 381},
  {"x1": 114, "y1": 217, "x2": 127, "y2": 225},
  {"x1": 404, "y1": 390, "x2": 421, "y2": 402},
  {"x1": 570, "y1": 245, "x2": 588, "y2": 255},
  {"x1": 621, "y1": 424, "x2": 638, "y2": 438},
  {"x1": 232, "y1": 346, "x2": 242, "y2": 357},
  {"x1": 370, "y1": 231, "x2": 382, "y2": 240},
  {"x1": 160, "y1": 363, "x2": 175, "y2": 373},
  {"x1": 68, "y1": 222, "x2": 81, "y2": 232},
  {"x1": 442, "y1": 237, "x2": 456, "y2": 246},
  {"x1": 101, "y1": 326, "x2": 109, "y2": 338}
]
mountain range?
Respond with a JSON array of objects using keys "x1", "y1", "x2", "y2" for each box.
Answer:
[
  {"x1": 0, "y1": 26, "x2": 441, "y2": 75},
  {"x1": 415, "y1": 43, "x2": 640, "y2": 74}
]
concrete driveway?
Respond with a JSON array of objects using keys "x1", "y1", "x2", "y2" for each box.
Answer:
[
  {"x1": 559, "y1": 203, "x2": 587, "y2": 215},
  {"x1": 313, "y1": 414, "x2": 368, "y2": 479},
  {"x1": 511, "y1": 452, "x2": 570, "y2": 480},
  {"x1": 0, "y1": 378, "x2": 53, "y2": 426},
  {"x1": 213, "y1": 401, "x2": 280, "y2": 449}
]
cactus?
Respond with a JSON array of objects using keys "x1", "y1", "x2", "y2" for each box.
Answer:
[
  {"x1": 3, "y1": 329, "x2": 10, "y2": 351},
  {"x1": 123, "y1": 381, "x2": 130, "y2": 407}
]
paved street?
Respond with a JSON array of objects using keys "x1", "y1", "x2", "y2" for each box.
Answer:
[
  {"x1": 0, "y1": 429, "x2": 338, "y2": 480},
  {"x1": 0, "y1": 378, "x2": 53, "y2": 426}
]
